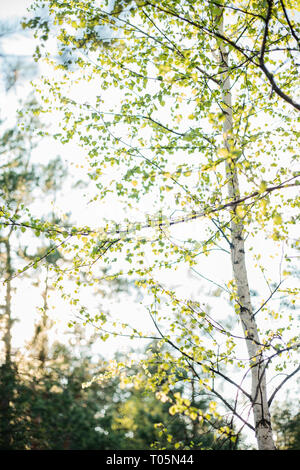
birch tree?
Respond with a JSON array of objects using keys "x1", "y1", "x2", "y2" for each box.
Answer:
[{"x1": 22, "y1": 0, "x2": 300, "y2": 450}]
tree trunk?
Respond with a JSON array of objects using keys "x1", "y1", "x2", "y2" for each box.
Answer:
[
  {"x1": 217, "y1": 15, "x2": 276, "y2": 450},
  {"x1": 0, "y1": 236, "x2": 13, "y2": 366},
  {"x1": 0, "y1": 237, "x2": 14, "y2": 449}
]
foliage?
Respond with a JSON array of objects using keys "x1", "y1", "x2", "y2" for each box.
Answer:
[
  {"x1": 10, "y1": 0, "x2": 300, "y2": 449},
  {"x1": 0, "y1": 337, "x2": 110, "y2": 449},
  {"x1": 1, "y1": 330, "x2": 234, "y2": 450},
  {"x1": 272, "y1": 399, "x2": 300, "y2": 450}
]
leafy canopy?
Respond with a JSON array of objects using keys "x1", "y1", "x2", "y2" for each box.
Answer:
[{"x1": 16, "y1": 0, "x2": 300, "y2": 446}]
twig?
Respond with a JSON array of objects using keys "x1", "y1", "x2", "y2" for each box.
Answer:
[{"x1": 268, "y1": 364, "x2": 300, "y2": 407}]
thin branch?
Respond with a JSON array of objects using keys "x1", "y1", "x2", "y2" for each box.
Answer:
[
  {"x1": 258, "y1": 0, "x2": 300, "y2": 111},
  {"x1": 208, "y1": 0, "x2": 266, "y2": 21},
  {"x1": 280, "y1": 0, "x2": 300, "y2": 48},
  {"x1": 211, "y1": 217, "x2": 233, "y2": 248},
  {"x1": 146, "y1": 0, "x2": 300, "y2": 111},
  {"x1": 190, "y1": 266, "x2": 230, "y2": 294},
  {"x1": 3, "y1": 235, "x2": 72, "y2": 283},
  {"x1": 260, "y1": 0, "x2": 273, "y2": 64},
  {"x1": 2, "y1": 175, "x2": 299, "y2": 244},
  {"x1": 251, "y1": 343, "x2": 300, "y2": 407},
  {"x1": 187, "y1": 360, "x2": 255, "y2": 432},
  {"x1": 148, "y1": 308, "x2": 252, "y2": 401},
  {"x1": 268, "y1": 364, "x2": 300, "y2": 407},
  {"x1": 252, "y1": 280, "x2": 283, "y2": 318}
]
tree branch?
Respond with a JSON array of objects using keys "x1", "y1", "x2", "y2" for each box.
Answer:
[
  {"x1": 148, "y1": 308, "x2": 253, "y2": 401},
  {"x1": 268, "y1": 364, "x2": 300, "y2": 407},
  {"x1": 280, "y1": 0, "x2": 300, "y2": 48},
  {"x1": 146, "y1": 0, "x2": 300, "y2": 111},
  {"x1": 252, "y1": 281, "x2": 283, "y2": 318},
  {"x1": 258, "y1": 0, "x2": 300, "y2": 111}
]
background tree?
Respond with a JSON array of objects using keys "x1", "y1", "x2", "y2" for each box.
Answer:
[
  {"x1": 2, "y1": 319, "x2": 232, "y2": 450},
  {"x1": 272, "y1": 398, "x2": 300, "y2": 450},
  {"x1": 0, "y1": 112, "x2": 69, "y2": 448},
  {"x1": 0, "y1": 13, "x2": 73, "y2": 444},
  {"x1": 0, "y1": 17, "x2": 36, "y2": 92}
]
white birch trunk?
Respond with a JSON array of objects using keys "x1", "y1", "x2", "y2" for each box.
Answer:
[{"x1": 217, "y1": 15, "x2": 276, "y2": 450}]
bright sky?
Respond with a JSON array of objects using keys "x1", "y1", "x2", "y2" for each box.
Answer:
[{"x1": 1, "y1": 0, "x2": 29, "y2": 17}]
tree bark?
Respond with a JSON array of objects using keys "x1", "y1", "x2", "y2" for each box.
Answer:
[
  {"x1": 0, "y1": 236, "x2": 14, "y2": 449},
  {"x1": 217, "y1": 14, "x2": 276, "y2": 450},
  {"x1": 1, "y1": 237, "x2": 13, "y2": 366}
]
